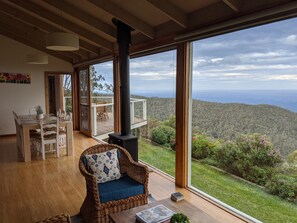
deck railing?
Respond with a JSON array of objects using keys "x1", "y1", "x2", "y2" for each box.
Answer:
[
  {"x1": 63, "y1": 95, "x2": 147, "y2": 137},
  {"x1": 91, "y1": 96, "x2": 147, "y2": 136}
]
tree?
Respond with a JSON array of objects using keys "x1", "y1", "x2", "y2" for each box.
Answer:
[
  {"x1": 63, "y1": 75, "x2": 72, "y2": 96},
  {"x1": 90, "y1": 66, "x2": 113, "y2": 94}
]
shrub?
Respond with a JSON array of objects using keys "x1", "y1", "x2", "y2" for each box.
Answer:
[
  {"x1": 235, "y1": 133, "x2": 282, "y2": 166},
  {"x1": 141, "y1": 118, "x2": 161, "y2": 139},
  {"x1": 214, "y1": 141, "x2": 242, "y2": 176},
  {"x1": 163, "y1": 115, "x2": 176, "y2": 129},
  {"x1": 192, "y1": 134, "x2": 219, "y2": 159},
  {"x1": 265, "y1": 166, "x2": 297, "y2": 202},
  {"x1": 151, "y1": 125, "x2": 175, "y2": 147},
  {"x1": 287, "y1": 150, "x2": 297, "y2": 164},
  {"x1": 214, "y1": 133, "x2": 282, "y2": 185},
  {"x1": 243, "y1": 166, "x2": 274, "y2": 186}
]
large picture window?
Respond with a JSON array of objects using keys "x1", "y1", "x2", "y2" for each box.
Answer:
[
  {"x1": 130, "y1": 50, "x2": 177, "y2": 177},
  {"x1": 189, "y1": 18, "x2": 297, "y2": 223}
]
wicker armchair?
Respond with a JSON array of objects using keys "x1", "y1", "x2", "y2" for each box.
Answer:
[
  {"x1": 35, "y1": 213, "x2": 71, "y2": 223},
  {"x1": 79, "y1": 144, "x2": 149, "y2": 223}
]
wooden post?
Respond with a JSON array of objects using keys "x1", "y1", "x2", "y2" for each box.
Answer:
[
  {"x1": 113, "y1": 55, "x2": 121, "y2": 133},
  {"x1": 72, "y1": 68, "x2": 79, "y2": 130},
  {"x1": 175, "y1": 42, "x2": 190, "y2": 187}
]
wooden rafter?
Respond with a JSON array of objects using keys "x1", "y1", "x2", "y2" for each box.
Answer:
[
  {"x1": 79, "y1": 41, "x2": 100, "y2": 55},
  {"x1": 43, "y1": 0, "x2": 117, "y2": 40},
  {"x1": 222, "y1": 0, "x2": 240, "y2": 12},
  {"x1": 89, "y1": 0, "x2": 155, "y2": 39},
  {"x1": 8, "y1": 0, "x2": 114, "y2": 52},
  {"x1": 146, "y1": 0, "x2": 188, "y2": 28}
]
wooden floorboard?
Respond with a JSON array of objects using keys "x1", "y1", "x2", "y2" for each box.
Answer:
[{"x1": 0, "y1": 133, "x2": 247, "y2": 223}]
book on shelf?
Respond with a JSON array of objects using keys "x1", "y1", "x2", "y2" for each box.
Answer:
[
  {"x1": 170, "y1": 192, "x2": 184, "y2": 202},
  {"x1": 135, "y1": 204, "x2": 175, "y2": 223}
]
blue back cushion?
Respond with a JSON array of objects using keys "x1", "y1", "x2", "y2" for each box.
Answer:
[{"x1": 98, "y1": 175, "x2": 144, "y2": 203}]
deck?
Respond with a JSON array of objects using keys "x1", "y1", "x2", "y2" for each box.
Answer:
[
  {"x1": 0, "y1": 133, "x2": 248, "y2": 223},
  {"x1": 94, "y1": 112, "x2": 147, "y2": 140}
]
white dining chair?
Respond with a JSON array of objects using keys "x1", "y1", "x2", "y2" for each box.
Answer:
[
  {"x1": 12, "y1": 111, "x2": 23, "y2": 154},
  {"x1": 58, "y1": 112, "x2": 72, "y2": 149},
  {"x1": 33, "y1": 117, "x2": 60, "y2": 160}
]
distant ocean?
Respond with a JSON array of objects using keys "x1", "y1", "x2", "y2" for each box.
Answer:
[{"x1": 132, "y1": 90, "x2": 297, "y2": 113}]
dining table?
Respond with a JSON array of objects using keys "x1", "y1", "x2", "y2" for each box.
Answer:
[{"x1": 18, "y1": 115, "x2": 74, "y2": 162}]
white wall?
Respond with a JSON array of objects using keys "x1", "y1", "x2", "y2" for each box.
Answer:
[{"x1": 0, "y1": 35, "x2": 73, "y2": 135}]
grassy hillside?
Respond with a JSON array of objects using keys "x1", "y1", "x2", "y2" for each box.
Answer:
[
  {"x1": 138, "y1": 139, "x2": 297, "y2": 223},
  {"x1": 143, "y1": 97, "x2": 297, "y2": 156}
]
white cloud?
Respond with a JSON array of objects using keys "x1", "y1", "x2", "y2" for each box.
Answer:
[
  {"x1": 284, "y1": 34, "x2": 297, "y2": 45},
  {"x1": 211, "y1": 58, "x2": 224, "y2": 63},
  {"x1": 194, "y1": 57, "x2": 224, "y2": 67},
  {"x1": 130, "y1": 70, "x2": 175, "y2": 81},
  {"x1": 247, "y1": 52, "x2": 285, "y2": 58},
  {"x1": 267, "y1": 74, "x2": 297, "y2": 80},
  {"x1": 197, "y1": 42, "x2": 228, "y2": 50},
  {"x1": 199, "y1": 64, "x2": 297, "y2": 73}
]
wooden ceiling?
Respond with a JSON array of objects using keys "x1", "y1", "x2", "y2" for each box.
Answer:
[{"x1": 1, "y1": 0, "x2": 296, "y2": 65}]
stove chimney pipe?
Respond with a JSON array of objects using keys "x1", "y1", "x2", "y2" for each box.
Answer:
[{"x1": 112, "y1": 18, "x2": 132, "y2": 136}]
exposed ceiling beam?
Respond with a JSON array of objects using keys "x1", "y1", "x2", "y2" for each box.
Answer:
[
  {"x1": 89, "y1": 0, "x2": 155, "y2": 39},
  {"x1": 0, "y1": 13, "x2": 80, "y2": 62},
  {"x1": 178, "y1": 1, "x2": 297, "y2": 41},
  {"x1": 222, "y1": 0, "x2": 240, "y2": 12},
  {"x1": 0, "y1": 1, "x2": 100, "y2": 56},
  {"x1": 0, "y1": 25, "x2": 73, "y2": 63},
  {"x1": 0, "y1": 7, "x2": 89, "y2": 59},
  {"x1": 44, "y1": 0, "x2": 117, "y2": 40},
  {"x1": 79, "y1": 41, "x2": 100, "y2": 55},
  {"x1": 146, "y1": 0, "x2": 188, "y2": 28},
  {"x1": 8, "y1": 0, "x2": 114, "y2": 52}
]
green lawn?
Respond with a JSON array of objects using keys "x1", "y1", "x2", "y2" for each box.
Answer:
[{"x1": 138, "y1": 139, "x2": 297, "y2": 223}]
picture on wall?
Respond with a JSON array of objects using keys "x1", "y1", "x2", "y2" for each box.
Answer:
[{"x1": 0, "y1": 72, "x2": 31, "y2": 84}]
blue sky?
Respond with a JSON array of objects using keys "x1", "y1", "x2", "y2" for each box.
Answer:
[{"x1": 94, "y1": 17, "x2": 297, "y2": 94}]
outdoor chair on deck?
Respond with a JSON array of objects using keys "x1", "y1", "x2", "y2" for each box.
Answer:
[
  {"x1": 79, "y1": 144, "x2": 149, "y2": 223},
  {"x1": 96, "y1": 102, "x2": 109, "y2": 121}
]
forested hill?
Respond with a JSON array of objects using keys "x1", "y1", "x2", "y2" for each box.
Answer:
[{"x1": 143, "y1": 96, "x2": 297, "y2": 156}]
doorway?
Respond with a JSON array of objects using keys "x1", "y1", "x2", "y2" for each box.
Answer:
[
  {"x1": 78, "y1": 67, "x2": 92, "y2": 136},
  {"x1": 45, "y1": 72, "x2": 73, "y2": 116}
]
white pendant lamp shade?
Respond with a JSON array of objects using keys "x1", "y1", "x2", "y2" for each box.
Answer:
[
  {"x1": 27, "y1": 54, "x2": 48, "y2": 64},
  {"x1": 46, "y1": 32, "x2": 79, "y2": 51}
]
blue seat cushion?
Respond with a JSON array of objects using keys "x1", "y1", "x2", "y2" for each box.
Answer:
[{"x1": 98, "y1": 175, "x2": 144, "y2": 203}]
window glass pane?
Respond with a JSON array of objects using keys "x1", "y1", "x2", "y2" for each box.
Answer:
[
  {"x1": 79, "y1": 69, "x2": 88, "y2": 104},
  {"x1": 91, "y1": 61, "x2": 114, "y2": 138},
  {"x1": 79, "y1": 69, "x2": 90, "y2": 131},
  {"x1": 63, "y1": 74, "x2": 72, "y2": 113},
  {"x1": 131, "y1": 50, "x2": 177, "y2": 177},
  {"x1": 190, "y1": 18, "x2": 297, "y2": 223}
]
